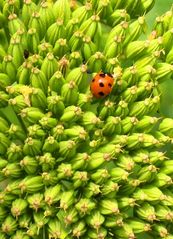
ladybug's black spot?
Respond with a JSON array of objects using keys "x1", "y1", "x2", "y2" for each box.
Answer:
[
  {"x1": 24, "y1": 49, "x2": 29, "y2": 59},
  {"x1": 99, "y1": 73, "x2": 105, "y2": 77},
  {"x1": 108, "y1": 83, "x2": 112, "y2": 87},
  {"x1": 107, "y1": 73, "x2": 112, "y2": 77},
  {"x1": 99, "y1": 92, "x2": 105, "y2": 96},
  {"x1": 99, "y1": 82, "x2": 104, "y2": 87},
  {"x1": 92, "y1": 79, "x2": 95, "y2": 82}
]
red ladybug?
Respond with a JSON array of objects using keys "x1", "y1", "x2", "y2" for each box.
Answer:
[{"x1": 90, "y1": 71, "x2": 114, "y2": 98}]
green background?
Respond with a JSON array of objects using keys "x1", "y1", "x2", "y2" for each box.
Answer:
[
  {"x1": 146, "y1": 0, "x2": 173, "y2": 30},
  {"x1": 146, "y1": 0, "x2": 173, "y2": 117}
]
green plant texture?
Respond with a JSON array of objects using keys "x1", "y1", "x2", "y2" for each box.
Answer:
[{"x1": 0, "y1": 0, "x2": 173, "y2": 239}]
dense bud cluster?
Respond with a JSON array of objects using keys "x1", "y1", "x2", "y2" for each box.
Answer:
[{"x1": 0, "y1": 0, "x2": 173, "y2": 238}]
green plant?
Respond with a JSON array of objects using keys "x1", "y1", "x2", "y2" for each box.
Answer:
[{"x1": 0, "y1": 0, "x2": 173, "y2": 238}]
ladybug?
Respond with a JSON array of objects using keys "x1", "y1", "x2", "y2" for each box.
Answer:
[{"x1": 90, "y1": 71, "x2": 114, "y2": 98}]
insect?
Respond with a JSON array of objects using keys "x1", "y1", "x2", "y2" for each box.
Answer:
[
  {"x1": 90, "y1": 71, "x2": 114, "y2": 98},
  {"x1": 23, "y1": 49, "x2": 30, "y2": 59}
]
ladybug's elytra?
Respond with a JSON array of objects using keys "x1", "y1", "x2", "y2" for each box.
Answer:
[{"x1": 90, "y1": 71, "x2": 114, "y2": 98}]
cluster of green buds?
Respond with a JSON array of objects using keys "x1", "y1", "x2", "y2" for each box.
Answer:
[{"x1": 0, "y1": 0, "x2": 173, "y2": 238}]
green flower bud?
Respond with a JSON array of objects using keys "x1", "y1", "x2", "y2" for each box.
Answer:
[
  {"x1": 153, "y1": 224, "x2": 169, "y2": 238},
  {"x1": 8, "y1": 35, "x2": 24, "y2": 68},
  {"x1": 41, "y1": 52, "x2": 58, "y2": 80},
  {"x1": 2, "y1": 162, "x2": 22, "y2": 178},
  {"x1": 72, "y1": 220, "x2": 86, "y2": 238},
  {"x1": 21, "y1": 0, "x2": 37, "y2": 26},
  {"x1": 20, "y1": 155, "x2": 38, "y2": 174},
  {"x1": 45, "y1": 18, "x2": 66, "y2": 46},
  {"x1": 155, "y1": 204, "x2": 173, "y2": 221},
  {"x1": 44, "y1": 184, "x2": 61, "y2": 206},
  {"x1": 26, "y1": 223, "x2": 38, "y2": 237},
  {"x1": 137, "y1": 164, "x2": 158, "y2": 182},
  {"x1": 114, "y1": 100, "x2": 129, "y2": 117},
  {"x1": 125, "y1": 218, "x2": 151, "y2": 234},
  {"x1": 60, "y1": 105, "x2": 83, "y2": 123},
  {"x1": 60, "y1": 190, "x2": 75, "y2": 210},
  {"x1": 121, "y1": 116, "x2": 138, "y2": 134},
  {"x1": 69, "y1": 152, "x2": 90, "y2": 170},
  {"x1": 123, "y1": 16, "x2": 147, "y2": 46},
  {"x1": 86, "y1": 210, "x2": 105, "y2": 230},
  {"x1": 27, "y1": 28, "x2": 39, "y2": 53},
  {"x1": 0, "y1": 73, "x2": 12, "y2": 90},
  {"x1": 62, "y1": 207, "x2": 78, "y2": 225},
  {"x1": 105, "y1": 215, "x2": 124, "y2": 228},
  {"x1": 33, "y1": 211, "x2": 49, "y2": 233},
  {"x1": 75, "y1": 198, "x2": 95, "y2": 215},
  {"x1": 2, "y1": 54, "x2": 17, "y2": 79},
  {"x1": 20, "y1": 107, "x2": 44, "y2": 126},
  {"x1": 38, "y1": 152, "x2": 56, "y2": 170},
  {"x1": 28, "y1": 11, "x2": 46, "y2": 40},
  {"x1": 19, "y1": 176, "x2": 44, "y2": 194},
  {"x1": 27, "y1": 193, "x2": 44, "y2": 211},
  {"x1": 155, "y1": 62, "x2": 173, "y2": 83},
  {"x1": 0, "y1": 205, "x2": 7, "y2": 222},
  {"x1": 11, "y1": 198, "x2": 28, "y2": 218},
  {"x1": 99, "y1": 199, "x2": 119, "y2": 215},
  {"x1": 101, "y1": 180, "x2": 119, "y2": 198},
  {"x1": 38, "y1": 41, "x2": 53, "y2": 58},
  {"x1": 103, "y1": 116, "x2": 121, "y2": 136},
  {"x1": 51, "y1": 124, "x2": 65, "y2": 141},
  {"x1": 59, "y1": 140, "x2": 76, "y2": 158},
  {"x1": 30, "y1": 67, "x2": 48, "y2": 94},
  {"x1": 42, "y1": 136, "x2": 59, "y2": 153},
  {"x1": 88, "y1": 227, "x2": 107, "y2": 239},
  {"x1": 91, "y1": 168, "x2": 110, "y2": 184},
  {"x1": 66, "y1": 64, "x2": 88, "y2": 93},
  {"x1": 87, "y1": 152, "x2": 112, "y2": 170},
  {"x1": 49, "y1": 71, "x2": 65, "y2": 94},
  {"x1": 73, "y1": 171, "x2": 88, "y2": 188},
  {"x1": 17, "y1": 61, "x2": 32, "y2": 85},
  {"x1": 57, "y1": 163, "x2": 73, "y2": 180},
  {"x1": 42, "y1": 170, "x2": 58, "y2": 186},
  {"x1": 11, "y1": 230, "x2": 30, "y2": 239},
  {"x1": 39, "y1": 1, "x2": 55, "y2": 30},
  {"x1": 27, "y1": 124, "x2": 45, "y2": 139},
  {"x1": 107, "y1": 9, "x2": 130, "y2": 27},
  {"x1": 39, "y1": 114, "x2": 57, "y2": 130},
  {"x1": 4, "y1": 179, "x2": 21, "y2": 196},
  {"x1": 8, "y1": 13, "x2": 25, "y2": 35},
  {"x1": 61, "y1": 80, "x2": 79, "y2": 106},
  {"x1": 23, "y1": 137, "x2": 42, "y2": 156},
  {"x1": 88, "y1": 51, "x2": 106, "y2": 72},
  {"x1": 80, "y1": 111, "x2": 101, "y2": 131},
  {"x1": 133, "y1": 186, "x2": 164, "y2": 202},
  {"x1": 9, "y1": 95, "x2": 30, "y2": 113},
  {"x1": 110, "y1": 167, "x2": 129, "y2": 182},
  {"x1": 0, "y1": 132, "x2": 10, "y2": 155},
  {"x1": 69, "y1": 50, "x2": 83, "y2": 68},
  {"x1": 83, "y1": 182, "x2": 101, "y2": 198},
  {"x1": 30, "y1": 87, "x2": 47, "y2": 110},
  {"x1": 153, "y1": 173, "x2": 173, "y2": 187},
  {"x1": 1, "y1": 215, "x2": 18, "y2": 235}
]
